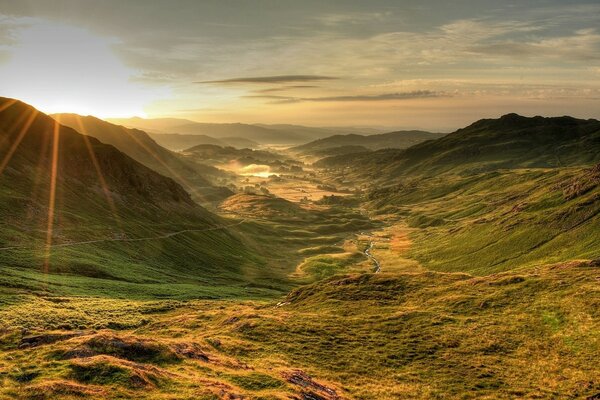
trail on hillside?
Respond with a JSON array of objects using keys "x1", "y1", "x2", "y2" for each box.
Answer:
[{"x1": 0, "y1": 219, "x2": 247, "y2": 251}]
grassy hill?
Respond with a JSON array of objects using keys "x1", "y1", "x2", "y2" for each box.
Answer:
[
  {"x1": 318, "y1": 114, "x2": 600, "y2": 177},
  {"x1": 148, "y1": 132, "x2": 259, "y2": 151},
  {"x1": 292, "y1": 130, "x2": 444, "y2": 155},
  {"x1": 181, "y1": 144, "x2": 300, "y2": 175},
  {"x1": 0, "y1": 98, "x2": 282, "y2": 299}
]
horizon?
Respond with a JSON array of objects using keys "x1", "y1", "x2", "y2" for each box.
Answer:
[{"x1": 0, "y1": 0, "x2": 599, "y2": 130}]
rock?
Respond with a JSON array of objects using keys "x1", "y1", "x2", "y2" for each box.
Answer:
[{"x1": 283, "y1": 370, "x2": 341, "y2": 400}]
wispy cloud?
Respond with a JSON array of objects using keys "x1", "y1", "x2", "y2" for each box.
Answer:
[
  {"x1": 256, "y1": 85, "x2": 319, "y2": 93},
  {"x1": 315, "y1": 11, "x2": 391, "y2": 26},
  {"x1": 246, "y1": 90, "x2": 447, "y2": 104},
  {"x1": 197, "y1": 75, "x2": 338, "y2": 84}
]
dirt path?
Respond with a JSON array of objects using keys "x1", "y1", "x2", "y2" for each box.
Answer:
[{"x1": 0, "y1": 219, "x2": 247, "y2": 251}]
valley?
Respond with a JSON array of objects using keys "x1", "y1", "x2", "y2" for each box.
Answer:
[{"x1": 0, "y1": 98, "x2": 598, "y2": 399}]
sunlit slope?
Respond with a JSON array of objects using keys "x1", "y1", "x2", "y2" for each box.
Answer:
[
  {"x1": 0, "y1": 98, "x2": 277, "y2": 299},
  {"x1": 317, "y1": 113, "x2": 600, "y2": 175},
  {"x1": 54, "y1": 114, "x2": 231, "y2": 202},
  {"x1": 367, "y1": 166, "x2": 600, "y2": 274}
]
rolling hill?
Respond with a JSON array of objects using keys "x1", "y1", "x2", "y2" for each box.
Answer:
[
  {"x1": 181, "y1": 144, "x2": 293, "y2": 170},
  {"x1": 148, "y1": 132, "x2": 259, "y2": 151},
  {"x1": 110, "y1": 117, "x2": 318, "y2": 144},
  {"x1": 292, "y1": 130, "x2": 445, "y2": 155}
]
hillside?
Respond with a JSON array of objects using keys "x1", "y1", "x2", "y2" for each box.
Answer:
[
  {"x1": 363, "y1": 166, "x2": 600, "y2": 275},
  {"x1": 0, "y1": 98, "x2": 279, "y2": 299},
  {"x1": 182, "y1": 144, "x2": 289, "y2": 166},
  {"x1": 292, "y1": 130, "x2": 444, "y2": 155},
  {"x1": 148, "y1": 132, "x2": 259, "y2": 151},
  {"x1": 54, "y1": 114, "x2": 232, "y2": 201},
  {"x1": 318, "y1": 114, "x2": 600, "y2": 177}
]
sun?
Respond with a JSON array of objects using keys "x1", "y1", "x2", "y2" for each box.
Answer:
[{"x1": 0, "y1": 19, "x2": 166, "y2": 118}]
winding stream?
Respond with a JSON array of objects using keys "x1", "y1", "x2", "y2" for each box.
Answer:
[{"x1": 364, "y1": 240, "x2": 381, "y2": 273}]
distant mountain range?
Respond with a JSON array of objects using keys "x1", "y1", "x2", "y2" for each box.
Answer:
[{"x1": 109, "y1": 117, "x2": 386, "y2": 146}]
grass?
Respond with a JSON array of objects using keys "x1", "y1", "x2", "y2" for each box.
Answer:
[
  {"x1": 0, "y1": 260, "x2": 597, "y2": 399},
  {"x1": 363, "y1": 167, "x2": 600, "y2": 275}
]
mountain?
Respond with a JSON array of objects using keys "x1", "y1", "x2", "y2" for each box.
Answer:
[
  {"x1": 54, "y1": 114, "x2": 232, "y2": 201},
  {"x1": 153, "y1": 122, "x2": 317, "y2": 144},
  {"x1": 291, "y1": 130, "x2": 445, "y2": 155},
  {"x1": 317, "y1": 114, "x2": 600, "y2": 177},
  {"x1": 148, "y1": 132, "x2": 259, "y2": 151},
  {"x1": 110, "y1": 117, "x2": 314, "y2": 144},
  {"x1": 316, "y1": 113, "x2": 600, "y2": 275},
  {"x1": 110, "y1": 117, "x2": 382, "y2": 145},
  {"x1": 0, "y1": 98, "x2": 275, "y2": 298},
  {"x1": 254, "y1": 123, "x2": 385, "y2": 140}
]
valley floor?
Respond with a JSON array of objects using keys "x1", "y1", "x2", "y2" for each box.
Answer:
[{"x1": 1, "y1": 165, "x2": 599, "y2": 399}]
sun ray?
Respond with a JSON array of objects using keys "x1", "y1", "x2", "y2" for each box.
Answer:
[
  {"x1": 0, "y1": 109, "x2": 38, "y2": 176},
  {"x1": 72, "y1": 115, "x2": 122, "y2": 228},
  {"x1": 0, "y1": 99, "x2": 18, "y2": 114},
  {"x1": 43, "y1": 119, "x2": 61, "y2": 272},
  {"x1": 120, "y1": 129, "x2": 199, "y2": 197}
]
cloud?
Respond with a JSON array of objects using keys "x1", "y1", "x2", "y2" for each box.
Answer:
[
  {"x1": 309, "y1": 91, "x2": 445, "y2": 102},
  {"x1": 315, "y1": 12, "x2": 391, "y2": 26},
  {"x1": 256, "y1": 85, "x2": 319, "y2": 93},
  {"x1": 197, "y1": 75, "x2": 338, "y2": 84},
  {"x1": 253, "y1": 90, "x2": 448, "y2": 104}
]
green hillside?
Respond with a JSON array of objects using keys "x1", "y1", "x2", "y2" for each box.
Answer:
[
  {"x1": 317, "y1": 114, "x2": 600, "y2": 176},
  {"x1": 0, "y1": 98, "x2": 280, "y2": 299}
]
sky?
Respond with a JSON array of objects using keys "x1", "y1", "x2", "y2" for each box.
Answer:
[{"x1": 0, "y1": 0, "x2": 599, "y2": 130}]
